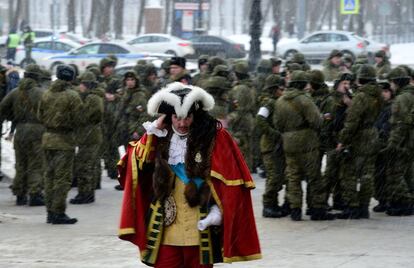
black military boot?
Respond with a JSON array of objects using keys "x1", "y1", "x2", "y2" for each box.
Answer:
[
  {"x1": 263, "y1": 205, "x2": 283, "y2": 218},
  {"x1": 386, "y1": 202, "x2": 404, "y2": 216},
  {"x1": 29, "y1": 194, "x2": 45, "y2": 206},
  {"x1": 336, "y1": 207, "x2": 360, "y2": 219},
  {"x1": 114, "y1": 185, "x2": 124, "y2": 191},
  {"x1": 16, "y1": 195, "x2": 28, "y2": 206},
  {"x1": 290, "y1": 208, "x2": 302, "y2": 221},
  {"x1": 359, "y1": 206, "x2": 370, "y2": 219},
  {"x1": 310, "y1": 208, "x2": 336, "y2": 221},
  {"x1": 47, "y1": 211, "x2": 55, "y2": 224},
  {"x1": 71, "y1": 177, "x2": 78, "y2": 188},
  {"x1": 70, "y1": 193, "x2": 95, "y2": 204},
  {"x1": 280, "y1": 201, "x2": 291, "y2": 217},
  {"x1": 373, "y1": 201, "x2": 387, "y2": 213},
  {"x1": 306, "y1": 208, "x2": 314, "y2": 216},
  {"x1": 52, "y1": 213, "x2": 78, "y2": 224}
]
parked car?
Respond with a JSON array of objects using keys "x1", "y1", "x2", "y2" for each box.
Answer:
[
  {"x1": 189, "y1": 35, "x2": 246, "y2": 58},
  {"x1": 41, "y1": 41, "x2": 164, "y2": 73},
  {"x1": 277, "y1": 30, "x2": 390, "y2": 62},
  {"x1": 127, "y1": 34, "x2": 194, "y2": 57},
  {"x1": 15, "y1": 38, "x2": 80, "y2": 67}
]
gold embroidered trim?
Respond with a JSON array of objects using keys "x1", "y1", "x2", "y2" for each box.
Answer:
[{"x1": 210, "y1": 170, "x2": 256, "y2": 188}]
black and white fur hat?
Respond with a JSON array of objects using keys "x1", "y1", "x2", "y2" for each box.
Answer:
[{"x1": 147, "y1": 82, "x2": 215, "y2": 118}]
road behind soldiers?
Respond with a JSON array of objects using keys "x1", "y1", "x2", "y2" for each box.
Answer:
[{"x1": 1, "y1": 139, "x2": 413, "y2": 268}]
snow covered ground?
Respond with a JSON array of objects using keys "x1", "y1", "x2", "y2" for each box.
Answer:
[{"x1": 1, "y1": 131, "x2": 414, "y2": 267}]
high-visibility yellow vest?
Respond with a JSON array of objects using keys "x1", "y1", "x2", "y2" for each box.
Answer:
[
  {"x1": 7, "y1": 33, "x2": 20, "y2": 48},
  {"x1": 22, "y1": 31, "x2": 35, "y2": 45}
]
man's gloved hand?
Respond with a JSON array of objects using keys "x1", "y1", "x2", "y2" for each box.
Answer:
[{"x1": 197, "y1": 205, "x2": 222, "y2": 231}]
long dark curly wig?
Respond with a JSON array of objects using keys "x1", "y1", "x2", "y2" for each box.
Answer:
[{"x1": 153, "y1": 103, "x2": 222, "y2": 207}]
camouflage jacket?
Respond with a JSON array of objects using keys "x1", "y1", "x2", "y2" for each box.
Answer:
[{"x1": 274, "y1": 87, "x2": 322, "y2": 154}]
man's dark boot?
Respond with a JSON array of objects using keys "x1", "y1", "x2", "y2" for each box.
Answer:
[
  {"x1": 52, "y1": 213, "x2": 77, "y2": 224},
  {"x1": 71, "y1": 177, "x2": 78, "y2": 188},
  {"x1": 16, "y1": 195, "x2": 27, "y2": 206},
  {"x1": 47, "y1": 211, "x2": 55, "y2": 224},
  {"x1": 114, "y1": 185, "x2": 124, "y2": 191},
  {"x1": 70, "y1": 193, "x2": 95, "y2": 204},
  {"x1": 337, "y1": 207, "x2": 360, "y2": 219},
  {"x1": 263, "y1": 205, "x2": 283, "y2": 218},
  {"x1": 386, "y1": 202, "x2": 404, "y2": 216},
  {"x1": 29, "y1": 194, "x2": 45, "y2": 206},
  {"x1": 359, "y1": 206, "x2": 369, "y2": 219},
  {"x1": 310, "y1": 208, "x2": 336, "y2": 221},
  {"x1": 373, "y1": 201, "x2": 387, "y2": 213},
  {"x1": 280, "y1": 201, "x2": 291, "y2": 217},
  {"x1": 290, "y1": 208, "x2": 302, "y2": 221},
  {"x1": 0, "y1": 171, "x2": 3, "y2": 181},
  {"x1": 306, "y1": 208, "x2": 314, "y2": 216}
]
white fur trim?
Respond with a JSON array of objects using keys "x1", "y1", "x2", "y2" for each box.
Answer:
[{"x1": 147, "y1": 82, "x2": 215, "y2": 118}]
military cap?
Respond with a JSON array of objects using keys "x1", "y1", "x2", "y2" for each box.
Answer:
[
  {"x1": 387, "y1": 67, "x2": 410, "y2": 80},
  {"x1": 286, "y1": 62, "x2": 303, "y2": 72},
  {"x1": 56, "y1": 64, "x2": 76, "y2": 81},
  {"x1": 290, "y1": 70, "x2": 309, "y2": 83},
  {"x1": 40, "y1": 69, "x2": 52, "y2": 81},
  {"x1": 107, "y1": 54, "x2": 118, "y2": 66},
  {"x1": 198, "y1": 54, "x2": 209, "y2": 66},
  {"x1": 328, "y1": 49, "x2": 343, "y2": 59},
  {"x1": 134, "y1": 64, "x2": 147, "y2": 77},
  {"x1": 343, "y1": 55, "x2": 354, "y2": 65},
  {"x1": 357, "y1": 64, "x2": 376, "y2": 80},
  {"x1": 270, "y1": 57, "x2": 282, "y2": 67},
  {"x1": 99, "y1": 57, "x2": 116, "y2": 71},
  {"x1": 79, "y1": 71, "x2": 97, "y2": 83},
  {"x1": 233, "y1": 61, "x2": 249, "y2": 75},
  {"x1": 264, "y1": 74, "x2": 284, "y2": 90},
  {"x1": 143, "y1": 63, "x2": 157, "y2": 76},
  {"x1": 137, "y1": 59, "x2": 147, "y2": 65},
  {"x1": 308, "y1": 69, "x2": 325, "y2": 85},
  {"x1": 86, "y1": 63, "x2": 99, "y2": 70},
  {"x1": 397, "y1": 65, "x2": 412, "y2": 78},
  {"x1": 161, "y1": 59, "x2": 171, "y2": 71},
  {"x1": 106, "y1": 78, "x2": 122, "y2": 94},
  {"x1": 212, "y1": 64, "x2": 230, "y2": 76},
  {"x1": 25, "y1": 64, "x2": 42, "y2": 76},
  {"x1": 170, "y1": 56, "x2": 186, "y2": 68},
  {"x1": 335, "y1": 72, "x2": 354, "y2": 82},
  {"x1": 204, "y1": 76, "x2": 231, "y2": 90},
  {"x1": 355, "y1": 54, "x2": 369, "y2": 64},
  {"x1": 374, "y1": 50, "x2": 386, "y2": 58},
  {"x1": 292, "y1": 53, "x2": 306, "y2": 64},
  {"x1": 208, "y1": 56, "x2": 227, "y2": 71},
  {"x1": 88, "y1": 67, "x2": 101, "y2": 78},
  {"x1": 257, "y1": 59, "x2": 272, "y2": 72},
  {"x1": 123, "y1": 70, "x2": 139, "y2": 81}
]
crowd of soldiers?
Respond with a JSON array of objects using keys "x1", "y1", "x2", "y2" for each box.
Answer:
[{"x1": 0, "y1": 46, "x2": 413, "y2": 224}]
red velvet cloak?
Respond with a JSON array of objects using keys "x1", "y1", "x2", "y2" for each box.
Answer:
[{"x1": 118, "y1": 128, "x2": 261, "y2": 264}]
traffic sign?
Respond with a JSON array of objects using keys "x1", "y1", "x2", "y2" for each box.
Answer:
[{"x1": 340, "y1": 0, "x2": 360, "y2": 15}]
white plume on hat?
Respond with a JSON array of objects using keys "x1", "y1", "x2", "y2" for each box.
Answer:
[{"x1": 147, "y1": 82, "x2": 215, "y2": 118}]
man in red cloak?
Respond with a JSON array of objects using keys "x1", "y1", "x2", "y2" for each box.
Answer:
[{"x1": 118, "y1": 82, "x2": 261, "y2": 267}]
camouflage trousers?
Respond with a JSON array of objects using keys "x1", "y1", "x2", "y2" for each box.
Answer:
[
  {"x1": 74, "y1": 143, "x2": 101, "y2": 194},
  {"x1": 339, "y1": 154, "x2": 375, "y2": 207},
  {"x1": 383, "y1": 153, "x2": 414, "y2": 205},
  {"x1": 324, "y1": 150, "x2": 344, "y2": 205},
  {"x1": 285, "y1": 150, "x2": 326, "y2": 209},
  {"x1": 237, "y1": 135, "x2": 253, "y2": 172},
  {"x1": 12, "y1": 137, "x2": 44, "y2": 196},
  {"x1": 262, "y1": 148, "x2": 286, "y2": 207},
  {"x1": 102, "y1": 140, "x2": 119, "y2": 179},
  {"x1": 374, "y1": 151, "x2": 389, "y2": 202},
  {"x1": 44, "y1": 149, "x2": 74, "y2": 214}
]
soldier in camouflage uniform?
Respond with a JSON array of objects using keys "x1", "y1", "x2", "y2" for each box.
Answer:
[
  {"x1": 39, "y1": 65, "x2": 82, "y2": 224},
  {"x1": 168, "y1": 57, "x2": 191, "y2": 84},
  {"x1": 336, "y1": 65, "x2": 383, "y2": 219},
  {"x1": 118, "y1": 71, "x2": 151, "y2": 146},
  {"x1": 140, "y1": 63, "x2": 159, "y2": 95},
  {"x1": 374, "y1": 50, "x2": 391, "y2": 79},
  {"x1": 274, "y1": 71, "x2": 334, "y2": 221},
  {"x1": 0, "y1": 64, "x2": 45, "y2": 206},
  {"x1": 323, "y1": 73, "x2": 353, "y2": 210},
  {"x1": 253, "y1": 59, "x2": 272, "y2": 97},
  {"x1": 228, "y1": 61, "x2": 256, "y2": 171},
  {"x1": 39, "y1": 69, "x2": 52, "y2": 90},
  {"x1": 192, "y1": 54, "x2": 209, "y2": 87},
  {"x1": 270, "y1": 57, "x2": 282, "y2": 75},
  {"x1": 158, "y1": 59, "x2": 171, "y2": 88},
  {"x1": 351, "y1": 54, "x2": 369, "y2": 75},
  {"x1": 381, "y1": 67, "x2": 414, "y2": 216},
  {"x1": 291, "y1": 53, "x2": 311, "y2": 71},
  {"x1": 70, "y1": 71, "x2": 104, "y2": 204},
  {"x1": 322, "y1": 50, "x2": 343, "y2": 82},
  {"x1": 373, "y1": 81, "x2": 393, "y2": 212},
  {"x1": 203, "y1": 65, "x2": 232, "y2": 126},
  {"x1": 257, "y1": 74, "x2": 286, "y2": 218}
]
